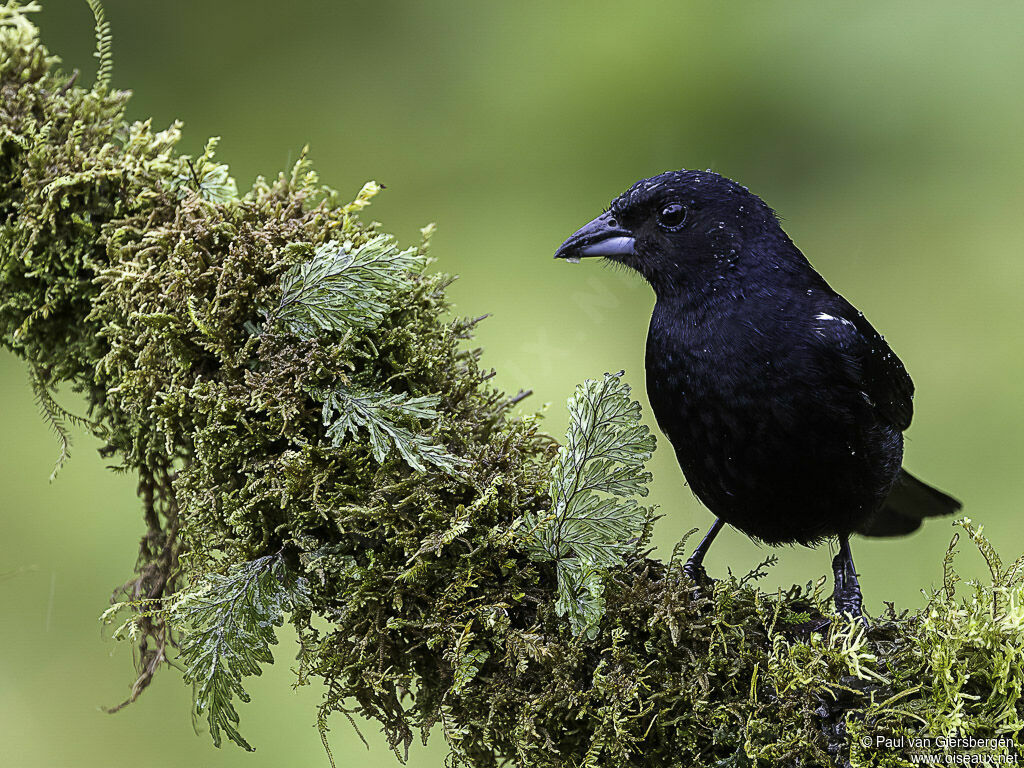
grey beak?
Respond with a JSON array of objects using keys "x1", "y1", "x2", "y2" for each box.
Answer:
[{"x1": 554, "y1": 211, "x2": 636, "y2": 262}]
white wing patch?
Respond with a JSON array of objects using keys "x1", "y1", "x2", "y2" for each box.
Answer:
[
  {"x1": 815, "y1": 312, "x2": 855, "y2": 327},
  {"x1": 814, "y1": 312, "x2": 857, "y2": 341}
]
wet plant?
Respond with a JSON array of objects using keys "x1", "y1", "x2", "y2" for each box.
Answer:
[{"x1": 1, "y1": 4, "x2": 1021, "y2": 766}]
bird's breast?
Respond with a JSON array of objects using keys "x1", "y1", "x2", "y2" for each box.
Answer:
[
  {"x1": 645, "y1": 303, "x2": 782, "y2": 408},
  {"x1": 643, "y1": 297, "x2": 899, "y2": 542}
]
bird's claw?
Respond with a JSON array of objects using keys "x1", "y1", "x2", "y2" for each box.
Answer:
[
  {"x1": 682, "y1": 559, "x2": 714, "y2": 587},
  {"x1": 834, "y1": 594, "x2": 868, "y2": 626},
  {"x1": 683, "y1": 558, "x2": 717, "y2": 602},
  {"x1": 831, "y1": 545, "x2": 869, "y2": 631},
  {"x1": 833, "y1": 603, "x2": 870, "y2": 632}
]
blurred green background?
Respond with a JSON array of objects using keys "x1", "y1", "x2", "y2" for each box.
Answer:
[{"x1": 2, "y1": 0, "x2": 1022, "y2": 765}]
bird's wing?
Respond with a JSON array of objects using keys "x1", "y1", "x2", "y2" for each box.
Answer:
[{"x1": 811, "y1": 300, "x2": 914, "y2": 431}]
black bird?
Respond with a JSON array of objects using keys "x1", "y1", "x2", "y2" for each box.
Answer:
[{"x1": 554, "y1": 170, "x2": 960, "y2": 623}]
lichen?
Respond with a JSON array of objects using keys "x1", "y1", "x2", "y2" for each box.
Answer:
[{"x1": 2, "y1": 4, "x2": 1022, "y2": 766}]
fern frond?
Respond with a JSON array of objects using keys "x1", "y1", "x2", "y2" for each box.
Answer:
[
  {"x1": 86, "y1": 0, "x2": 112, "y2": 90},
  {"x1": 520, "y1": 372, "x2": 655, "y2": 637},
  {"x1": 31, "y1": 375, "x2": 71, "y2": 481},
  {"x1": 522, "y1": 371, "x2": 655, "y2": 565},
  {"x1": 554, "y1": 557, "x2": 606, "y2": 640},
  {"x1": 317, "y1": 385, "x2": 467, "y2": 475},
  {"x1": 269, "y1": 235, "x2": 425, "y2": 337},
  {"x1": 29, "y1": 366, "x2": 90, "y2": 481},
  {"x1": 448, "y1": 622, "x2": 490, "y2": 694},
  {"x1": 171, "y1": 554, "x2": 310, "y2": 751}
]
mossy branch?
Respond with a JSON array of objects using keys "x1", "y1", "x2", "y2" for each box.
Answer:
[{"x1": 2, "y1": 5, "x2": 1022, "y2": 767}]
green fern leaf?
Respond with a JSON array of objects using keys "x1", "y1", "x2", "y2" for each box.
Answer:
[
  {"x1": 554, "y1": 557, "x2": 606, "y2": 641},
  {"x1": 448, "y1": 622, "x2": 491, "y2": 694},
  {"x1": 520, "y1": 371, "x2": 655, "y2": 637},
  {"x1": 269, "y1": 234, "x2": 425, "y2": 337},
  {"x1": 28, "y1": 364, "x2": 91, "y2": 481},
  {"x1": 522, "y1": 371, "x2": 655, "y2": 565},
  {"x1": 318, "y1": 385, "x2": 467, "y2": 475},
  {"x1": 172, "y1": 554, "x2": 310, "y2": 751}
]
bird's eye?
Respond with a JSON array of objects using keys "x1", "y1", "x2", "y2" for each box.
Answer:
[{"x1": 657, "y1": 202, "x2": 687, "y2": 230}]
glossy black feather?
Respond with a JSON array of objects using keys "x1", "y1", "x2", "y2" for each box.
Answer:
[{"x1": 860, "y1": 468, "x2": 963, "y2": 537}]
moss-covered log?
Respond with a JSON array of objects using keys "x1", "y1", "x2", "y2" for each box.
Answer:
[{"x1": 1, "y1": 4, "x2": 1022, "y2": 766}]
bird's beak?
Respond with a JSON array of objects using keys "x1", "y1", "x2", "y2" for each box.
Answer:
[{"x1": 553, "y1": 211, "x2": 636, "y2": 263}]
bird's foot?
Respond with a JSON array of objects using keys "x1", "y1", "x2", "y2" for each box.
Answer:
[
  {"x1": 682, "y1": 558, "x2": 714, "y2": 586},
  {"x1": 680, "y1": 519, "x2": 724, "y2": 602},
  {"x1": 834, "y1": 589, "x2": 863, "y2": 618},
  {"x1": 781, "y1": 543, "x2": 870, "y2": 637},
  {"x1": 833, "y1": 596, "x2": 870, "y2": 631},
  {"x1": 832, "y1": 547, "x2": 870, "y2": 631},
  {"x1": 682, "y1": 558, "x2": 716, "y2": 601}
]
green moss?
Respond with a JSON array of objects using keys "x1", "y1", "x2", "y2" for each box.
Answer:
[{"x1": 2, "y1": 4, "x2": 1022, "y2": 766}]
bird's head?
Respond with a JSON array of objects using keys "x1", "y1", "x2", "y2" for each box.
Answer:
[{"x1": 554, "y1": 170, "x2": 787, "y2": 297}]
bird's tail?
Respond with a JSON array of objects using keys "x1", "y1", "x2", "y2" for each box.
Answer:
[{"x1": 858, "y1": 468, "x2": 962, "y2": 537}]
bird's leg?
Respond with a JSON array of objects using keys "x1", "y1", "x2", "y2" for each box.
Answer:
[
  {"x1": 783, "y1": 536, "x2": 868, "y2": 636},
  {"x1": 832, "y1": 535, "x2": 869, "y2": 629},
  {"x1": 683, "y1": 518, "x2": 724, "y2": 587}
]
